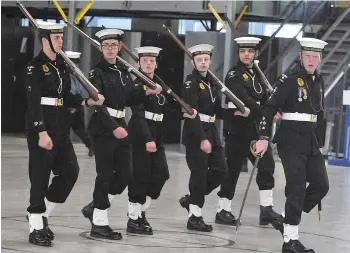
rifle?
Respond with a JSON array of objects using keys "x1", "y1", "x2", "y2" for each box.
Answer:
[
  {"x1": 162, "y1": 24, "x2": 246, "y2": 114},
  {"x1": 16, "y1": 0, "x2": 99, "y2": 101},
  {"x1": 65, "y1": 21, "x2": 194, "y2": 115}
]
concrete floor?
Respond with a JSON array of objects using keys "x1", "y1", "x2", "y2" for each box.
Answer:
[{"x1": 1, "y1": 135, "x2": 350, "y2": 253}]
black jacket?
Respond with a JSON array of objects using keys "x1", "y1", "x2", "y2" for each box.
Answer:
[
  {"x1": 25, "y1": 50, "x2": 84, "y2": 137},
  {"x1": 223, "y1": 61, "x2": 269, "y2": 135},
  {"x1": 88, "y1": 57, "x2": 146, "y2": 136},
  {"x1": 181, "y1": 69, "x2": 224, "y2": 145},
  {"x1": 259, "y1": 64, "x2": 325, "y2": 152},
  {"x1": 128, "y1": 76, "x2": 166, "y2": 145}
]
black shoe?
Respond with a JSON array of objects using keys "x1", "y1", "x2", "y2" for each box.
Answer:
[
  {"x1": 215, "y1": 210, "x2": 239, "y2": 226},
  {"x1": 179, "y1": 194, "x2": 190, "y2": 212},
  {"x1": 127, "y1": 217, "x2": 153, "y2": 235},
  {"x1": 282, "y1": 240, "x2": 315, "y2": 253},
  {"x1": 88, "y1": 147, "x2": 94, "y2": 157},
  {"x1": 81, "y1": 201, "x2": 94, "y2": 223},
  {"x1": 259, "y1": 205, "x2": 283, "y2": 225},
  {"x1": 29, "y1": 229, "x2": 52, "y2": 247},
  {"x1": 26, "y1": 215, "x2": 54, "y2": 240},
  {"x1": 90, "y1": 224, "x2": 122, "y2": 240},
  {"x1": 187, "y1": 215, "x2": 213, "y2": 232}
]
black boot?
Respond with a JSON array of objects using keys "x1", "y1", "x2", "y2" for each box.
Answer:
[
  {"x1": 90, "y1": 224, "x2": 122, "y2": 240},
  {"x1": 215, "y1": 210, "x2": 239, "y2": 226},
  {"x1": 282, "y1": 240, "x2": 315, "y2": 253},
  {"x1": 26, "y1": 215, "x2": 54, "y2": 240},
  {"x1": 187, "y1": 215, "x2": 213, "y2": 232},
  {"x1": 179, "y1": 194, "x2": 190, "y2": 212},
  {"x1": 29, "y1": 229, "x2": 52, "y2": 247},
  {"x1": 127, "y1": 217, "x2": 153, "y2": 235},
  {"x1": 259, "y1": 205, "x2": 283, "y2": 225},
  {"x1": 81, "y1": 201, "x2": 94, "y2": 223}
]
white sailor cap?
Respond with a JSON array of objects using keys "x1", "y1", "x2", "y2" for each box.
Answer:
[
  {"x1": 95, "y1": 29, "x2": 124, "y2": 42},
  {"x1": 234, "y1": 37, "x2": 261, "y2": 49},
  {"x1": 298, "y1": 37, "x2": 328, "y2": 52},
  {"x1": 37, "y1": 21, "x2": 66, "y2": 34},
  {"x1": 65, "y1": 51, "x2": 81, "y2": 59},
  {"x1": 188, "y1": 44, "x2": 214, "y2": 56},
  {"x1": 134, "y1": 46, "x2": 162, "y2": 57}
]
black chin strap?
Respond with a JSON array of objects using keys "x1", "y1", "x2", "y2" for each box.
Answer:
[{"x1": 45, "y1": 31, "x2": 57, "y2": 54}]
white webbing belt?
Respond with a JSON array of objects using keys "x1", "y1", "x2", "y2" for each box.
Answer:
[
  {"x1": 199, "y1": 113, "x2": 216, "y2": 123},
  {"x1": 106, "y1": 107, "x2": 126, "y2": 118},
  {"x1": 145, "y1": 111, "x2": 164, "y2": 122},
  {"x1": 227, "y1": 101, "x2": 260, "y2": 109},
  {"x1": 282, "y1": 113, "x2": 317, "y2": 123},
  {"x1": 40, "y1": 97, "x2": 63, "y2": 106}
]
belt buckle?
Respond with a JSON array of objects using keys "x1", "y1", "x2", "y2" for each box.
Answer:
[
  {"x1": 209, "y1": 116, "x2": 215, "y2": 123},
  {"x1": 56, "y1": 98, "x2": 63, "y2": 106},
  {"x1": 311, "y1": 114, "x2": 317, "y2": 122},
  {"x1": 156, "y1": 114, "x2": 162, "y2": 121},
  {"x1": 116, "y1": 110, "x2": 122, "y2": 118}
]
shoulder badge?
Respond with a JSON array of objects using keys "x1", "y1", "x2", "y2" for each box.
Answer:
[
  {"x1": 297, "y1": 77, "x2": 304, "y2": 87},
  {"x1": 243, "y1": 73, "x2": 249, "y2": 80},
  {"x1": 199, "y1": 83, "x2": 206, "y2": 90},
  {"x1": 42, "y1": 64, "x2": 49, "y2": 73}
]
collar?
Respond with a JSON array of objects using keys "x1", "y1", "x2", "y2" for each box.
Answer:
[{"x1": 192, "y1": 69, "x2": 212, "y2": 84}]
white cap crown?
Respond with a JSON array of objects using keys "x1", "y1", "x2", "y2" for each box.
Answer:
[
  {"x1": 134, "y1": 46, "x2": 162, "y2": 57},
  {"x1": 95, "y1": 29, "x2": 124, "y2": 42},
  {"x1": 188, "y1": 44, "x2": 214, "y2": 56},
  {"x1": 298, "y1": 37, "x2": 327, "y2": 52},
  {"x1": 65, "y1": 51, "x2": 81, "y2": 59},
  {"x1": 234, "y1": 37, "x2": 261, "y2": 49}
]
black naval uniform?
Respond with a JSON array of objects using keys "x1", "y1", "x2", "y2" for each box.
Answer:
[
  {"x1": 25, "y1": 50, "x2": 84, "y2": 245},
  {"x1": 216, "y1": 61, "x2": 279, "y2": 225},
  {"x1": 258, "y1": 64, "x2": 329, "y2": 252},
  {"x1": 127, "y1": 77, "x2": 170, "y2": 234},
  {"x1": 88, "y1": 58, "x2": 147, "y2": 209},
  {"x1": 180, "y1": 69, "x2": 228, "y2": 231}
]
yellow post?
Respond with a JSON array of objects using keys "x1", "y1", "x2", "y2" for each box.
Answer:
[
  {"x1": 234, "y1": 5, "x2": 248, "y2": 28},
  {"x1": 74, "y1": 0, "x2": 94, "y2": 25},
  {"x1": 52, "y1": 0, "x2": 68, "y2": 21},
  {"x1": 208, "y1": 2, "x2": 227, "y2": 29}
]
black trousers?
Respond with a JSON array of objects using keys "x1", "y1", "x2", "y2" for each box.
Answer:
[
  {"x1": 92, "y1": 135, "x2": 131, "y2": 210},
  {"x1": 27, "y1": 135, "x2": 80, "y2": 214},
  {"x1": 217, "y1": 131, "x2": 275, "y2": 200},
  {"x1": 278, "y1": 146, "x2": 329, "y2": 225},
  {"x1": 128, "y1": 142, "x2": 169, "y2": 204},
  {"x1": 185, "y1": 139, "x2": 228, "y2": 208},
  {"x1": 71, "y1": 106, "x2": 91, "y2": 148}
]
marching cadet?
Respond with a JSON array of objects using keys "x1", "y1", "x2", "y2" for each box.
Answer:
[
  {"x1": 65, "y1": 51, "x2": 94, "y2": 157},
  {"x1": 80, "y1": 29, "x2": 162, "y2": 240},
  {"x1": 255, "y1": 38, "x2": 329, "y2": 253},
  {"x1": 179, "y1": 44, "x2": 227, "y2": 232},
  {"x1": 127, "y1": 46, "x2": 170, "y2": 235},
  {"x1": 25, "y1": 21, "x2": 104, "y2": 247},
  {"x1": 216, "y1": 37, "x2": 282, "y2": 227}
]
